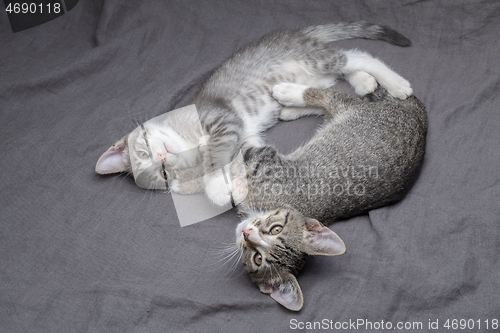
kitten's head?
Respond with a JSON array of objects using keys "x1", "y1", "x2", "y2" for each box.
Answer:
[
  {"x1": 236, "y1": 209, "x2": 345, "y2": 311},
  {"x1": 95, "y1": 110, "x2": 204, "y2": 190}
]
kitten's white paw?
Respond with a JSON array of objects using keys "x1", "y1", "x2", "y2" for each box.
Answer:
[
  {"x1": 272, "y1": 83, "x2": 308, "y2": 107},
  {"x1": 204, "y1": 172, "x2": 231, "y2": 206},
  {"x1": 231, "y1": 177, "x2": 248, "y2": 205},
  {"x1": 348, "y1": 71, "x2": 378, "y2": 96},
  {"x1": 204, "y1": 171, "x2": 248, "y2": 206},
  {"x1": 198, "y1": 135, "x2": 210, "y2": 147},
  {"x1": 384, "y1": 76, "x2": 413, "y2": 99},
  {"x1": 169, "y1": 179, "x2": 180, "y2": 192}
]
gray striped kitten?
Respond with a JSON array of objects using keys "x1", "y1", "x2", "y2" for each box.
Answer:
[
  {"x1": 95, "y1": 22, "x2": 413, "y2": 206},
  {"x1": 234, "y1": 84, "x2": 427, "y2": 311}
]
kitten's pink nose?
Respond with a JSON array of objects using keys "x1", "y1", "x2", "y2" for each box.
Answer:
[
  {"x1": 157, "y1": 152, "x2": 168, "y2": 161},
  {"x1": 242, "y1": 229, "x2": 260, "y2": 246}
]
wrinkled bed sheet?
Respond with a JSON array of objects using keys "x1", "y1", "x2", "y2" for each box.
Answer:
[{"x1": 1, "y1": 1, "x2": 499, "y2": 332}]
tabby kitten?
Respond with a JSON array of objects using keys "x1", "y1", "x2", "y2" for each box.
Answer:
[
  {"x1": 95, "y1": 22, "x2": 413, "y2": 205},
  {"x1": 234, "y1": 83, "x2": 427, "y2": 310}
]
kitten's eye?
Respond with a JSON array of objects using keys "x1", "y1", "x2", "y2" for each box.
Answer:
[
  {"x1": 254, "y1": 252, "x2": 262, "y2": 266},
  {"x1": 269, "y1": 225, "x2": 283, "y2": 235},
  {"x1": 161, "y1": 169, "x2": 168, "y2": 180},
  {"x1": 137, "y1": 150, "x2": 149, "y2": 159}
]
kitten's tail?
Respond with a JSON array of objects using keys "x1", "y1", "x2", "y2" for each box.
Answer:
[{"x1": 301, "y1": 21, "x2": 411, "y2": 47}]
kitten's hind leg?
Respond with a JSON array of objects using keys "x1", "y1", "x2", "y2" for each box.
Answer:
[
  {"x1": 342, "y1": 50, "x2": 412, "y2": 99},
  {"x1": 345, "y1": 71, "x2": 378, "y2": 96}
]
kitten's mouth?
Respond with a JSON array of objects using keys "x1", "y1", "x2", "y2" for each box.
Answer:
[
  {"x1": 158, "y1": 143, "x2": 172, "y2": 162},
  {"x1": 243, "y1": 230, "x2": 261, "y2": 246},
  {"x1": 236, "y1": 219, "x2": 269, "y2": 249}
]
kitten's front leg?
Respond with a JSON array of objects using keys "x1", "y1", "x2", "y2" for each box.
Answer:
[
  {"x1": 169, "y1": 164, "x2": 206, "y2": 194},
  {"x1": 204, "y1": 170, "x2": 232, "y2": 206},
  {"x1": 204, "y1": 148, "x2": 248, "y2": 206},
  {"x1": 198, "y1": 107, "x2": 244, "y2": 205},
  {"x1": 169, "y1": 177, "x2": 205, "y2": 195},
  {"x1": 204, "y1": 172, "x2": 248, "y2": 206}
]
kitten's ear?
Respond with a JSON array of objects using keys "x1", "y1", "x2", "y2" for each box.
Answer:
[
  {"x1": 95, "y1": 135, "x2": 131, "y2": 174},
  {"x1": 302, "y1": 218, "x2": 346, "y2": 256},
  {"x1": 258, "y1": 275, "x2": 303, "y2": 311}
]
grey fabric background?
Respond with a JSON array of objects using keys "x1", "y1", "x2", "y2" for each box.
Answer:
[{"x1": 1, "y1": 1, "x2": 499, "y2": 332}]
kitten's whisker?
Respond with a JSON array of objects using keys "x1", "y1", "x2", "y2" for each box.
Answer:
[
  {"x1": 226, "y1": 250, "x2": 244, "y2": 276},
  {"x1": 214, "y1": 245, "x2": 240, "y2": 256},
  {"x1": 203, "y1": 243, "x2": 243, "y2": 277},
  {"x1": 137, "y1": 185, "x2": 153, "y2": 205},
  {"x1": 216, "y1": 248, "x2": 240, "y2": 265},
  {"x1": 215, "y1": 241, "x2": 242, "y2": 267}
]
